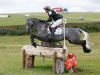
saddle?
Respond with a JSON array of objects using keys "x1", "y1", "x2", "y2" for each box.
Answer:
[
  {"x1": 49, "y1": 23, "x2": 63, "y2": 32},
  {"x1": 46, "y1": 23, "x2": 63, "y2": 35}
]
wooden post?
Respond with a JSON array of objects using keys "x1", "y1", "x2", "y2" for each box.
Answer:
[
  {"x1": 25, "y1": 55, "x2": 35, "y2": 68},
  {"x1": 22, "y1": 49, "x2": 26, "y2": 68},
  {"x1": 56, "y1": 59, "x2": 64, "y2": 73},
  {"x1": 53, "y1": 51, "x2": 57, "y2": 73},
  {"x1": 52, "y1": 51, "x2": 65, "y2": 74},
  {"x1": 32, "y1": 56, "x2": 35, "y2": 67}
]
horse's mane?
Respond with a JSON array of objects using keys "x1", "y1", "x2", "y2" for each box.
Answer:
[
  {"x1": 30, "y1": 18, "x2": 49, "y2": 25},
  {"x1": 29, "y1": 18, "x2": 49, "y2": 24},
  {"x1": 28, "y1": 18, "x2": 49, "y2": 28},
  {"x1": 29, "y1": 18, "x2": 39, "y2": 22}
]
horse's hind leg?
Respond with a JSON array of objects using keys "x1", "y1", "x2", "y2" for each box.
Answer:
[{"x1": 78, "y1": 40, "x2": 91, "y2": 53}]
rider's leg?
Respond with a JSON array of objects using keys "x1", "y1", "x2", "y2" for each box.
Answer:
[
  {"x1": 30, "y1": 35, "x2": 37, "y2": 48},
  {"x1": 51, "y1": 19, "x2": 62, "y2": 27},
  {"x1": 51, "y1": 27, "x2": 55, "y2": 39},
  {"x1": 50, "y1": 19, "x2": 62, "y2": 39}
]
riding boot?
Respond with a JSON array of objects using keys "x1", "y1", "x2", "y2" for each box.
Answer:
[
  {"x1": 51, "y1": 27, "x2": 55, "y2": 38},
  {"x1": 51, "y1": 27, "x2": 55, "y2": 40}
]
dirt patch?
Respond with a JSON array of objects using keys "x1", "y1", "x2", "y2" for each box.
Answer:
[{"x1": 73, "y1": 68, "x2": 83, "y2": 73}]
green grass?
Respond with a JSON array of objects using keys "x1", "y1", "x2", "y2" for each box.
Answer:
[
  {"x1": 0, "y1": 14, "x2": 26, "y2": 26},
  {"x1": 0, "y1": 12, "x2": 100, "y2": 26},
  {"x1": 64, "y1": 12, "x2": 100, "y2": 23},
  {"x1": 0, "y1": 12, "x2": 100, "y2": 75},
  {"x1": 0, "y1": 33, "x2": 100, "y2": 75}
]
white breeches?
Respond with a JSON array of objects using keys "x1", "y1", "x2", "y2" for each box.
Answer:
[{"x1": 51, "y1": 19, "x2": 62, "y2": 27}]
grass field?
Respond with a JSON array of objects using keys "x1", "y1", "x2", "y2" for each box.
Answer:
[
  {"x1": 0, "y1": 12, "x2": 100, "y2": 75},
  {"x1": 0, "y1": 32, "x2": 100, "y2": 75},
  {"x1": 0, "y1": 12, "x2": 100, "y2": 26}
]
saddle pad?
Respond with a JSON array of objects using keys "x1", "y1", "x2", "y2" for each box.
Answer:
[{"x1": 47, "y1": 27, "x2": 62, "y2": 35}]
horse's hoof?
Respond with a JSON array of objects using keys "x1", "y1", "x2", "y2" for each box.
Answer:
[
  {"x1": 32, "y1": 42, "x2": 37, "y2": 48},
  {"x1": 84, "y1": 49, "x2": 92, "y2": 53}
]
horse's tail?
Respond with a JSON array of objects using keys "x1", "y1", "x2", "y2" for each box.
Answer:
[{"x1": 78, "y1": 29, "x2": 93, "y2": 49}]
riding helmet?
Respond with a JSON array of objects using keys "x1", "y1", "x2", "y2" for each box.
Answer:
[{"x1": 44, "y1": 6, "x2": 51, "y2": 10}]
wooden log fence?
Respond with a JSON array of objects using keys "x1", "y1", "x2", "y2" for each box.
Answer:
[{"x1": 22, "y1": 45, "x2": 67, "y2": 74}]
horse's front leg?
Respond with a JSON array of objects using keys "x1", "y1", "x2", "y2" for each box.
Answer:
[{"x1": 30, "y1": 34, "x2": 37, "y2": 48}]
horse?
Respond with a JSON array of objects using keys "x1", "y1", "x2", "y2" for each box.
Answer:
[{"x1": 25, "y1": 17, "x2": 92, "y2": 53}]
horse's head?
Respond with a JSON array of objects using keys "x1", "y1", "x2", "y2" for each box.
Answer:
[
  {"x1": 26, "y1": 17, "x2": 49, "y2": 33},
  {"x1": 26, "y1": 20, "x2": 31, "y2": 32},
  {"x1": 26, "y1": 18, "x2": 39, "y2": 32}
]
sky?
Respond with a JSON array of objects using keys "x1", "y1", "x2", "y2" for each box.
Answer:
[{"x1": 0, "y1": 0, "x2": 100, "y2": 13}]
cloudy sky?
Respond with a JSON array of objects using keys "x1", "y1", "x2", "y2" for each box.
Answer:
[{"x1": 0, "y1": 0, "x2": 100, "y2": 13}]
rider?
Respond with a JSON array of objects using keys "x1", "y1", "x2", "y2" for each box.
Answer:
[{"x1": 40, "y1": 6, "x2": 63, "y2": 40}]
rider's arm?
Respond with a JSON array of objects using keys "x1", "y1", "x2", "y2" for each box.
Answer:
[
  {"x1": 45, "y1": 17, "x2": 52, "y2": 22},
  {"x1": 45, "y1": 11, "x2": 53, "y2": 22}
]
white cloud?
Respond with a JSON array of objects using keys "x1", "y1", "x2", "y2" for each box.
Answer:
[{"x1": 0, "y1": 0, "x2": 100, "y2": 13}]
